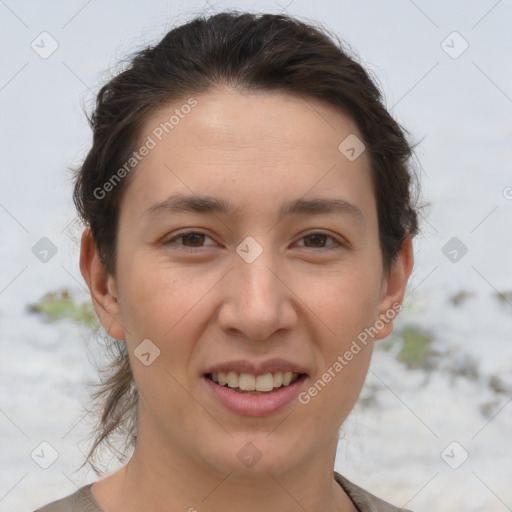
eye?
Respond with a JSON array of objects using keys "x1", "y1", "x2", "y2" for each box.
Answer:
[
  {"x1": 164, "y1": 231, "x2": 217, "y2": 251},
  {"x1": 295, "y1": 231, "x2": 343, "y2": 250},
  {"x1": 163, "y1": 230, "x2": 344, "y2": 252}
]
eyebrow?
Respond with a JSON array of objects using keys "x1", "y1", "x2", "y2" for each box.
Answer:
[{"x1": 143, "y1": 193, "x2": 365, "y2": 225}]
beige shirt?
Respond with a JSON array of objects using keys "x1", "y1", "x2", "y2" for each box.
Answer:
[{"x1": 34, "y1": 472, "x2": 414, "y2": 512}]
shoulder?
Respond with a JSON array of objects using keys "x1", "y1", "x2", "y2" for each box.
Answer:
[
  {"x1": 34, "y1": 484, "x2": 103, "y2": 512},
  {"x1": 335, "y1": 472, "x2": 415, "y2": 512}
]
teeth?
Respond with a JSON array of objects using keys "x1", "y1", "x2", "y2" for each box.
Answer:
[
  {"x1": 209, "y1": 371, "x2": 300, "y2": 392},
  {"x1": 282, "y1": 371, "x2": 293, "y2": 386},
  {"x1": 218, "y1": 372, "x2": 227, "y2": 386},
  {"x1": 226, "y1": 371, "x2": 238, "y2": 388},
  {"x1": 239, "y1": 373, "x2": 256, "y2": 391},
  {"x1": 255, "y1": 373, "x2": 274, "y2": 392}
]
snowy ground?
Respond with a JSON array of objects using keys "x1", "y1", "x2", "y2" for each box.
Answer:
[
  {"x1": 1, "y1": 273, "x2": 511, "y2": 512},
  {"x1": 1, "y1": 1, "x2": 511, "y2": 511}
]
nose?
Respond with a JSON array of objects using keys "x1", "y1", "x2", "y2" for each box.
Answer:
[{"x1": 216, "y1": 244, "x2": 298, "y2": 341}]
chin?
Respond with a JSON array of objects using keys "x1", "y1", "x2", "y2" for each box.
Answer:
[{"x1": 198, "y1": 431, "x2": 305, "y2": 478}]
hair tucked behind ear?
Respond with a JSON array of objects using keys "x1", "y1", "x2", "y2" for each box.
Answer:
[{"x1": 73, "y1": 10, "x2": 420, "y2": 474}]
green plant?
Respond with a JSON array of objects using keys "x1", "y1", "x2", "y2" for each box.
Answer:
[
  {"x1": 28, "y1": 289, "x2": 98, "y2": 330},
  {"x1": 449, "y1": 290, "x2": 475, "y2": 307},
  {"x1": 381, "y1": 324, "x2": 436, "y2": 370}
]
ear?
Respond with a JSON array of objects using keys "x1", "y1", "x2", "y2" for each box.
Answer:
[
  {"x1": 79, "y1": 227, "x2": 126, "y2": 340},
  {"x1": 374, "y1": 235, "x2": 414, "y2": 341}
]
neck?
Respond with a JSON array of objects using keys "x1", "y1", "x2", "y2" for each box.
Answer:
[{"x1": 92, "y1": 418, "x2": 356, "y2": 512}]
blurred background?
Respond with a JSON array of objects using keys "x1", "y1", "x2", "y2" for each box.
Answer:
[{"x1": 0, "y1": 1, "x2": 511, "y2": 510}]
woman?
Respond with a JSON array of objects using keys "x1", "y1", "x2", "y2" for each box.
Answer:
[{"x1": 36, "y1": 10, "x2": 418, "y2": 512}]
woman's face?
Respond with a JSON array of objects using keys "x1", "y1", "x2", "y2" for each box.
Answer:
[{"x1": 89, "y1": 86, "x2": 411, "y2": 478}]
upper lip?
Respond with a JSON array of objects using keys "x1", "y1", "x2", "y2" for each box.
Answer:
[{"x1": 203, "y1": 358, "x2": 308, "y2": 376}]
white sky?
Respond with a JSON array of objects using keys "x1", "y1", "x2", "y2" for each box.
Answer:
[{"x1": 1, "y1": 0, "x2": 511, "y2": 308}]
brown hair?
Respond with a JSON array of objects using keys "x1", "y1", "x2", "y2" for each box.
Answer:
[{"x1": 73, "y1": 10, "x2": 420, "y2": 474}]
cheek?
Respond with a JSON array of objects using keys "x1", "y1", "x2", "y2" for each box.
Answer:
[
  {"x1": 120, "y1": 263, "x2": 209, "y2": 420},
  {"x1": 301, "y1": 260, "x2": 383, "y2": 340},
  {"x1": 117, "y1": 248, "x2": 205, "y2": 333},
  {"x1": 298, "y1": 274, "x2": 377, "y2": 428},
  {"x1": 297, "y1": 257, "x2": 381, "y2": 406},
  {"x1": 117, "y1": 253, "x2": 221, "y2": 385}
]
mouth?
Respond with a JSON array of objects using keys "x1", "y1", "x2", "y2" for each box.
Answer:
[
  {"x1": 203, "y1": 370, "x2": 308, "y2": 416},
  {"x1": 204, "y1": 371, "x2": 306, "y2": 395}
]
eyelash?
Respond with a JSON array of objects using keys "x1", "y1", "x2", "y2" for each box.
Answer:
[{"x1": 163, "y1": 230, "x2": 344, "y2": 253}]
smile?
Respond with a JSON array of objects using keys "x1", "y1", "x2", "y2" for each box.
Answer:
[
  {"x1": 203, "y1": 371, "x2": 308, "y2": 416},
  {"x1": 206, "y1": 371, "x2": 303, "y2": 394}
]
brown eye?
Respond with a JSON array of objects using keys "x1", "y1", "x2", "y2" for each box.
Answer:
[
  {"x1": 180, "y1": 233, "x2": 206, "y2": 247},
  {"x1": 164, "y1": 231, "x2": 216, "y2": 252},
  {"x1": 296, "y1": 232, "x2": 341, "y2": 249}
]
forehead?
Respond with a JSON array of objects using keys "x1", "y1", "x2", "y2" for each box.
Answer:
[
  {"x1": 121, "y1": 86, "x2": 374, "y2": 219},
  {"x1": 142, "y1": 86, "x2": 363, "y2": 159}
]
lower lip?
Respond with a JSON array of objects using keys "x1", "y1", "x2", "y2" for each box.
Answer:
[{"x1": 203, "y1": 375, "x2": 307, "y2": 417}]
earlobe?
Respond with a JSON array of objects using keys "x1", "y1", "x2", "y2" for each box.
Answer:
[
  {"x1": 374, "y1": 235, "x2": 414, "y2": 341},
  {"x1": 79, "y1": 228, "x2": 126, "y2": 340}
]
